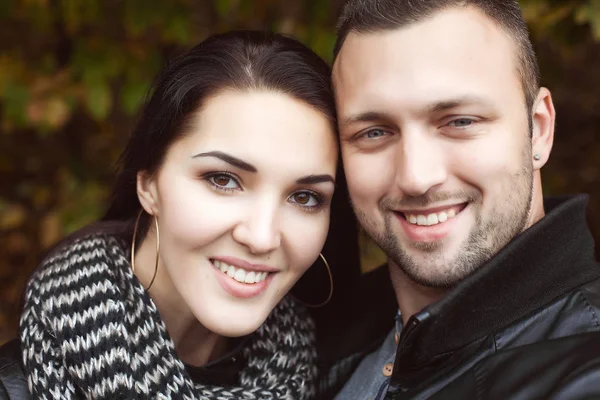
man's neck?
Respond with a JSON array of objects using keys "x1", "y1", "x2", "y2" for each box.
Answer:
[{"x1": 388, "y1": 261, "x2": 446, "y2": 325}]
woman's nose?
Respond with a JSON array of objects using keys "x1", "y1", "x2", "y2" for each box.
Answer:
[{"x1": 231, "y1": 198, "x2": 282, "y2": 255}]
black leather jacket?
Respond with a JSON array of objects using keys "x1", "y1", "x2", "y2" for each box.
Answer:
[
  {"x1": 0, "y1": 339, "x2": 28, "y2": 400},
  {"x1": 385, "y1": 195, "x2": 600, "y2": 399},
  {"x1": 319, "y1": 195, "x2": 600, "y2": 399}
]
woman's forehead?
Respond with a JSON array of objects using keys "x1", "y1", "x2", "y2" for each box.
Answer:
[{"x1": 166, "y1": 90, "x2": 338, "y2": 174}]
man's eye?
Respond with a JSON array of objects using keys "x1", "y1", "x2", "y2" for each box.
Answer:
[
  {"x1": 448, "y1": 118, "x2": 474, "y2": 128},
  {"x1": 364, "y1": 129, "x2": 388, "y2": 139}
]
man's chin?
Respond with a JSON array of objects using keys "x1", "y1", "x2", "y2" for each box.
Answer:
[
  {"x1": 409, "y1": 239, "x2": 445, "y2": 253},
  {"x1": 394, "y1": 260, "x2": 465, "y2": 289},
  {"x1": 389, "y1": 243, "x2": 469, "y2": 287}
]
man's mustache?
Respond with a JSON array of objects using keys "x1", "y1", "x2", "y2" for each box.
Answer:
[{"x1": 379, "y1": 190, "x2": 481, "y2": 210}]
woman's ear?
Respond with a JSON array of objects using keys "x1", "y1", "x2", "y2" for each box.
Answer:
[
  {"x1": 137, "y1": 170, "x2": 160, "y2": 216},
  {"x1": 531, "y1": 87, "x2": 556, "y2": 171}
]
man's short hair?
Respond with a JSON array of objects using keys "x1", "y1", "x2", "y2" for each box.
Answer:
[{"x1": 334, "y1": 0, "x2": 540, "y2": 112}]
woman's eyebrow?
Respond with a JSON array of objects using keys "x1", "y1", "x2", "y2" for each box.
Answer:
[
  {"x1": 192, "y1": 151, "x2": 257, "y2": 172},
  {"x1": 193, "y1": 152, "x2": 333, "y2": 184}
]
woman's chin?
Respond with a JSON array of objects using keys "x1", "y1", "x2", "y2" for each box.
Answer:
[{"x1": 197, "y1": 306, "x2": 271, "y2": 337}]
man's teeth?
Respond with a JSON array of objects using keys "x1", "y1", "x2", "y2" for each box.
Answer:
[
  {"x1": 407, "y1": 209, "x2": 457, "y2": 226},
  {"x1": 213, "y1": 260, "x2": 269, "y2": 284}
]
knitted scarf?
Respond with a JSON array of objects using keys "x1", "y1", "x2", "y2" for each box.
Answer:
[{"x1": 20, "y1": 234, "x2": 318, "y2": 399}]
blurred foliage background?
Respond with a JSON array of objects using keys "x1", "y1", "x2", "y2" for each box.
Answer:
[{"x1": 1, "y1": 0, "x2": 599, "y2": 345}]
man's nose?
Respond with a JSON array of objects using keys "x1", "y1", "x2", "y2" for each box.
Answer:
[{"x1": 394, "y1": 130, "x2": 447, "y2": 197}]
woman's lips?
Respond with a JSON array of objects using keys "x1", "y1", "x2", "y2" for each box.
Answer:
[
  {"x1": 213, "y1": 259, "x2": 270, "y2": 284},
  {"x1": 210, "y1": 259, "x2": 276, "y2": 299}
]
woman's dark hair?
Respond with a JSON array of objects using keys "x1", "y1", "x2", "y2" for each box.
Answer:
[{"x1": 102, "y1": 30, "x2": 336, "y2": 239}]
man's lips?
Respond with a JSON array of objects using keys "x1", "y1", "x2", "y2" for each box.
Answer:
[
  {"x1": 391, "y1": 203, "x2": 469, "y2": 243},
  {"x1": 395, "y1": 203, "x2": 467, "y2": 227}
]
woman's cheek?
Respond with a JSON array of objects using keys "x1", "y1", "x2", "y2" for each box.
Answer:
[
  {"x1": 284, "y1": 208, "x2": 331, "y2": 273},
  {"x1": 159, "y1": 178, "x2": 240, "y2": 246}
]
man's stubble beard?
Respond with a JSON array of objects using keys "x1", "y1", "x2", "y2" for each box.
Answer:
[{"x1": 353, "y1": 154, "x2": 534, "y2": 289}]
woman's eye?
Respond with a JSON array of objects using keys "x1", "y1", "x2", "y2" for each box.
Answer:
[
  {"x1": 207, "y1": 174, "x2": 240, "y2": 190},
  {"x1": 364, "y1": 129, "x2": 388, "y2": 139},
  {"x1": 448, "y1": 118, "x2": 474, "y2": 128},
  {"x1": 289, "y1": 191, "x2": 320, "y2": 207}
]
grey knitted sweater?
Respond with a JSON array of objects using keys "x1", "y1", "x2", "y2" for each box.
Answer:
[{"x1": 19, "y1": 233, "x2": 318, "y2": 399}]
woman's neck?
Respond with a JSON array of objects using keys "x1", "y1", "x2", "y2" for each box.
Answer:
[
  {"x1": 135, "y1": 231, "x2": 229, "y2": 366},
  {"x1": 159, "y1": 303, "x2": 229, "y2": 367}
]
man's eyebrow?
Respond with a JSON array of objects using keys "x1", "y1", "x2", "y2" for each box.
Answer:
[
  {"x1": 192, "y1": 151, "x2": 257, "y2": 172},
  {"x1": 296, "y1": 174, "x2": 335, "y2": 185},
  {"x1": 428, "y1": 96, "x2": 494, "y2": 113},
  {"x1": 340, "y1": 96, "x2": 494, "y2": 128},
  {"x1": 340, "y1": 111, "x2": 393, "y2": 128}
]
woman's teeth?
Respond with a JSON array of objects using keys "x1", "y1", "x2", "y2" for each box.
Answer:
[
  {"x1": 406, "y1": 208, "x2": 458, "y2": 226},
  {"x1": 213, "y1": 260, "x2": 269, "y2": 284}
]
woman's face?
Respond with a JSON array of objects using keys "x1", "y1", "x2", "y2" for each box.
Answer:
[{"x1": 138, "y1": 90, "x2": 337, "y2": 336}]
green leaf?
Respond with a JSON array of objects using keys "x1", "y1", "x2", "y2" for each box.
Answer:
[
  {"x1": 120, "y1": 80, "x2": 149, "y2": 115},
  {"x1": 72, "y1": 39, "x2": 125, "y2": 87},
  {"x1": 0, "y1": 0, "x2": 13, "y2": 18},
  {"x1": 163, "y1": 14, "x2": 192, "y2": 45},
  {"x1": 124, "y1": 0, "x2": 153, "y2": 37},
  {"x1": 1, "y1": 81, "x2": 29, "y2": 126},
  {"x1": 60, "y1": 0, "x2": 102, "y2": 33},
  {"x1": 85, "y1": 82, "x2": 112, "y2": 120},
  {"x1": 216, "y1": 0, "x2": 237, "y2": 18},
  {"x1": 576, "y1": 1, "x2": 600, "y2": 39},
  {"x1": 55, "y1": 176, "x2": 108, "y2": 235},
  {"x1": 310, "y1": 30, "x2": 336, "y2": 63}
]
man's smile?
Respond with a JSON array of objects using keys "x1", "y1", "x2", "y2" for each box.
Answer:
[
  {"x1": 395, "y1": 203, "x2": 467, "y2": 227},
  {"x1": 392, "y1": 203, "x2": 469, "y2": 243}
]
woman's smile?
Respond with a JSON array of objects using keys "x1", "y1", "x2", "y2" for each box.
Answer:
[{"x1": 209, "y1": 256, "x2": 279, "y2": 299}]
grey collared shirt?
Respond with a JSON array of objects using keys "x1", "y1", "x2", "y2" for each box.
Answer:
[{"x1": 335, "y1": 315, "x2": 402, "y2": 400}]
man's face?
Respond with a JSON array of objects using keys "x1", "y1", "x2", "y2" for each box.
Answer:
[{"x1": 334, "y1": 7, "x2": 535, "y2": 288}]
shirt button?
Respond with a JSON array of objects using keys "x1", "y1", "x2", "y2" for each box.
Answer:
[
  {"x1": 394, "y1": 332, "x2": 400, "y2": 344},
  {"x1": 383, "y1": 363, "x2": 394, "y2": 377}
]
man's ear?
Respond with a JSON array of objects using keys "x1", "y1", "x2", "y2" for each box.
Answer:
[
  {"x1": 531, "y1": 87, "x2": 556, "y2": 171},
  {"x1": 137, "y1": 170, "x2": 159, "y2": 216}
]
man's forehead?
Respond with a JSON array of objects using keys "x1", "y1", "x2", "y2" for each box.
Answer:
[
  {"x1": 333, "y1": 6, "x2": 517, "y2": 79},
  {"x1": 333, "y1": 6, "x2": 521, "y2": 111}
]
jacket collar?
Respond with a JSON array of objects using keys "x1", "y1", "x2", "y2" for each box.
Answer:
[{"x1": 395, "y1": 194, "x2": 600, "y2": 370}]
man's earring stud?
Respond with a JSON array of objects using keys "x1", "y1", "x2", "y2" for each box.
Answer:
[{"x1": 533, "y1": 153, "x2": 541, "y2": 161}]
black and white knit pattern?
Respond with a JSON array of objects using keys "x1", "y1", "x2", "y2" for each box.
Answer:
[{"x1": 20, "y1": 234, "x2": 317, "y2": 399}]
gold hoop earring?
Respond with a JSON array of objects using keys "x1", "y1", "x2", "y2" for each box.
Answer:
[
  {"x1": 131, "y1": 209, "x2": 159, "y2": 290},
  {"x1": 293, "y1": 253, "x2": 333, "y2": 308}
]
